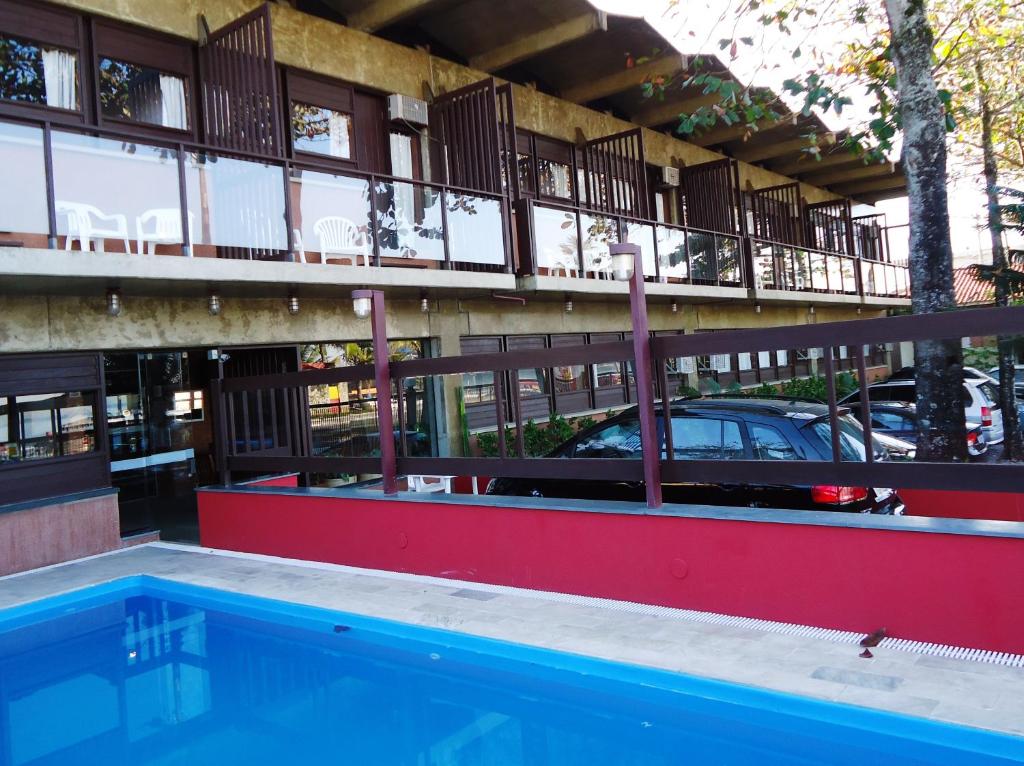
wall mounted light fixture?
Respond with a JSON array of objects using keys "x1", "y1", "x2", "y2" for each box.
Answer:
[{"x1": 107, "y1": 289, "x2": 122, "y2": 317}]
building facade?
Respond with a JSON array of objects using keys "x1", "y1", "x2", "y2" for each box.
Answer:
[{"x1": 0, "y1": 0, "x2": 910, "y2": 550}]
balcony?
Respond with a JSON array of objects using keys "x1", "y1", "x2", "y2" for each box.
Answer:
[{"x1": 0, "y1": 117, "x2": 515, "y2": 294}]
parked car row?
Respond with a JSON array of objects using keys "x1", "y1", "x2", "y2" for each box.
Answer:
[{"x1": 488, "y1": 398, "x2": 907, "y2": 515}]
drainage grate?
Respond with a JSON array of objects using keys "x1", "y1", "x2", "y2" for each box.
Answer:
[{"x1": 154, "y1": 543, "x2": 1024, "y2": 669}]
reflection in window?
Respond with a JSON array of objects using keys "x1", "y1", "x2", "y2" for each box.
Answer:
[
  {"x1": 749, "y1": 423, "x2": 800, "y2": 460},
  {"x1": 517, "y1": 153, "x2": 533, "y2": 194},
  {"x1": 292, "y1": 101, "x2": 352, "y2": 159},
  {"x1": 575, "y1": 418, "x2": 641, "y2": 458},
  {"x1": 99, "y1": 58, "x2": 188, "y2": 129},
  {"x1": 1, "y1": 391, "x2": 96, "y2": 462},
  {"x1": 537, "y1": 158, "x2": 572, "y2": 199},
  {"x1": 0, "y1": 35, "x2": 78, "y2": 109},
  {"x1": 668, "y1": 417, "x2": 744, "y2": 460},
  {"x1": 518, "y1": 368, "x2": 549, "y2": 398},
  {"x1": 553, "y1": 365, "x2": 589, "y2": 395}
]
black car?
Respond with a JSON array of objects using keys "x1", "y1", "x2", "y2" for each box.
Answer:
[
  {"x1": 487, "y1": 398, "x2": 906, "y2": 514},
  {"x1": 843, "y1": 400, "x2": 988, "y2": 459}
]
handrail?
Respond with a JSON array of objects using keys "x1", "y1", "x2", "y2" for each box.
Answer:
[{"x1": 530, "y1": 197, "x2": 739, "y2": 243}]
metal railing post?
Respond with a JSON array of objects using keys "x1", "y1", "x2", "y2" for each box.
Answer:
[
  {"x1": 42, "y1": 122, "x2": 58, "y2": 250},
  {"x1": 618, "y1": 242, "x2": 662, "y2": 509},
  {"x1": 354, "y1": 289, "x2": 397, "y2": 494}
]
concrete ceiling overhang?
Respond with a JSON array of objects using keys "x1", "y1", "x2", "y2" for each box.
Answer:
[{"x1": 324, "y1": 0, "x2": 906, "y2": 200}]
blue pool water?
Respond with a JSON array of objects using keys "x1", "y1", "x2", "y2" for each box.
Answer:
[{"x1": 0, "y1": 578, "x2": 1021, "y2": 766}]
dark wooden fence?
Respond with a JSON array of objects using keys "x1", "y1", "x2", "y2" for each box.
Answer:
[{"x1": 210, "y1": 305, "x2": 1024, "y2": 503}]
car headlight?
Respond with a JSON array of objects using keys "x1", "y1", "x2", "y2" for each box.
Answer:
[{"x1": 485, "y1": 478, "x2": 497, "y2": 494}]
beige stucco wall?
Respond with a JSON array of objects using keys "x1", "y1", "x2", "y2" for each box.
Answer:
[{"x1": 52, "y1": 0, "x2": 842, "y2": 205}]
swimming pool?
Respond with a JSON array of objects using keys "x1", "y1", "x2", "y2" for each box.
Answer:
[{"x1": 0, "y1": 576, "x2": 1020, "y2": 765}]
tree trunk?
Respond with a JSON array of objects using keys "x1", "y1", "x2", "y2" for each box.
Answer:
[
  {"x1": 884, "y1": 0, "x2": 966, "y2": 460},
  {"x1": 977, "y1": 61, "x2": 1022, "y2": 460}
]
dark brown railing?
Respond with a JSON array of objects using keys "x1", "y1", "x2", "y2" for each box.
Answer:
[{"x1": 211, "y1": 304, "x2": 1024, "y2": 500}]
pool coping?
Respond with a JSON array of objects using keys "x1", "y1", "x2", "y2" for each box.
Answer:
[
  {"x1": 2, "y1": 543, "x2": 1023, "y2": 743},
  {"x1": 198, "y1": 483, "x2": 1024, "y2": 539}
]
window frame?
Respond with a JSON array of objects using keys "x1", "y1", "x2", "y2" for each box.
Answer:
[
  {"x1": 90, "y1": 18, "x2": 197, "y2": 141},
  {"x1": 285, "y1": 68, "x2": 358, "y2": 170},
  {"x1": 0, "y1": 0, "x2": 87, "y2": 124}
]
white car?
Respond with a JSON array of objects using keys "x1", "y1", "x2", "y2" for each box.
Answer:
[{"x1": 841, "y1": 378, "x2": 1004, "y2": 444}]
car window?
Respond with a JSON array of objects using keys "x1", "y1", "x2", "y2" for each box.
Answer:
[
  {"x1": 668, "y1": 417, "x2": 745, "y2": 460},
  {"x1": 749, "y1": 423, "x2": 801, "y2": 460},
  {"x1": 978, "y1": 382, "x2": 999, "y2": 407},
  {"x1": 574, "y1": 418, "x2": 642, "y2": 459},
  {"x1": 809, "y1": 415, "x2": 869, "y2": 461},
  {"x1": 872, "y1": 411, "x2": 913, "y2": 430}
]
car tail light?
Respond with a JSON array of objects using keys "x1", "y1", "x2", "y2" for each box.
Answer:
[
  {"x1": 811, "y1": 485, "x2": 870, "y2": 505},
  {"x1": 981, "y1": 406, "x2": 992, "y2": 427},
  {"x1": 967, "y1": 431, "x2": 978, "y2": 446}
]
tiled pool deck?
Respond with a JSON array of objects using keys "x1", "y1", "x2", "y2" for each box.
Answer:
[{"x1": 2, "y1": 542, "x2": 1022, "y2": 737}]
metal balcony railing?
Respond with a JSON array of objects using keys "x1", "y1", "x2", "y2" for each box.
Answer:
[{"x1": 0, "y1": 116, "x2": 511, "y2": 273}]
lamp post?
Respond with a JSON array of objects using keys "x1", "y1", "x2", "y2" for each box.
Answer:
[
  {"x1": 352, "y1": 289, "x2": 397, "y2": 495},
  {"x1": 612, "y1": 243, "x2": 662, "y2": 509}
]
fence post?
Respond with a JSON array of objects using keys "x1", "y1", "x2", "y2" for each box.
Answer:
[
  {"x1": 355, "y1": 289, "x2": 398, "y2": 494},
  {"x1": 616, "y1": 243, "x2": 663, "y2": 509},
  {"x1": 210, "y1": 378, "x2": 231, "y2": 486}
]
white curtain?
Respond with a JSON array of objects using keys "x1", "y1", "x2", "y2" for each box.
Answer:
[
  {"x1": 389, "y1": 132, "x2": 416, "y2": 236},
  {"x1": 41, "y1": 48, "x2": 77, "y2": 110},
  {"x1": 328, "y1": 112, "x2": 351, "y2": 159},
  {"x1": 159, "y1": 74, "x2": 187, "y2": 130}
]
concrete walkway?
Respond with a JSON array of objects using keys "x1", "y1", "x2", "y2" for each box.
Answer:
[{"x1": 1, "y1": 543, "x2": 1022, "y2": 737}]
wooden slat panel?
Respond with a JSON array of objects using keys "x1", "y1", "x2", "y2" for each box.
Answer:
[
  {"x1": 198, "y1": 4, "x2": 281, "y2": 157},
  {"x1": 680, "y1": 158, "x2": 740, "y2": 235},
  {"x1": 581, "y1": 129, "x2": 649, "y2": 218}
]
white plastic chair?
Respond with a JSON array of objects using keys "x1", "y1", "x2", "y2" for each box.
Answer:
[
  {"x1": 57, "y1": 201, "x2": 131, "y2": 254},
  {"x1": 136, "y1": 209, "x2": 194, "y2": 255},
  {"x1": 314, "y1": 216, "x2": 370, "y2": 266},
  {"x1": 407, "y1": 475, "x2": 454, "y2": 494}
]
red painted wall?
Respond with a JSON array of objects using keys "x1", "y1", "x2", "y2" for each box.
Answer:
[
  {"x1": 901, "y1": 489, "x2": 1024, "y2": 522},
  {"x1": 198, "y1": 491, "x2": 1024, "y2": 654}
]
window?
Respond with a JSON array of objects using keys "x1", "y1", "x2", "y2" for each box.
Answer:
[
  {"x1": 98, "y1": 57, "x2": 188, "y2": 129},
  {"x1": 1, "y1": 391, "x2": 96, "y2": 462},
  {"x1": 291, "y1": 101, "x2": 352, "y2": 159},
  {"x1": 518, "y1": 367, "x2": 550, "y2": 398},
  {"x1": 575, "y1": 418, "x2": 641, "y2": 458},
  {"x1": 749, "y1": 423, "x2": 800, "y2": 460},
  {"x1": 810, "y1": 416, "x2": 868, "y2": 461},
  {"x1": 0, "y1": 34, "x2": 78, "y2": 109},
  {"x1": 872, "y1": 411, "x2": 913, "y2": 431},
  {"x1": 536, "y1": 158, "x2": 572, "y2": 199},
  {"x1": 553, "y1": 364, "x2": 589, "y2": 395},
  {"x1": 668, "y1": 417, "x2": 744, "y2": 460}
]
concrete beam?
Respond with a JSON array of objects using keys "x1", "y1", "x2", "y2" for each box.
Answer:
[
  {"x1": 469, "y1": 12, "x2": 608, "y2": 72},
  {"x1": 801, "y1": 162, "x2": 896, "y2": 188},
  {"x1": 345, "y1": 0, "x2": 443, "y2": 32},
  {"x1": 832, "y1": 175, "x2": 907, "y2": 196},
  {"x1": 560, "y1": 52, "x2": 687, "y2": 104},
  {"x1": 689, "y1": 113, "x2": 798, "y2": 148},
  {"x1": 630, "y1": 91, "x2": 725, "y2": 128},
  {"x1": 770, "y1": 148, "x2": 862, "y2": 177},
  {"x1": 859, "y1": 187, "x2": 910, "y2": 204},
  {"x1": 732, "y1": 132, "x2": 836, "y2": 164}
]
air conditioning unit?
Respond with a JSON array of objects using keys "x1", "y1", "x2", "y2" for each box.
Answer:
[
  {"x1": 659, "y1": 165, "x2": 680, "y2": 188},
  {"x1": 387, "y1": 94, "x2": 428, "y2": 127}
]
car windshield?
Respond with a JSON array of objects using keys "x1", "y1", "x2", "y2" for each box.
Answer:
[
  {"x1": 977, "y1": 382, "x2": 1000, "y2": 408},
  {"x1": 807, "y1": 414, "x2": 885, "y2": 461}
]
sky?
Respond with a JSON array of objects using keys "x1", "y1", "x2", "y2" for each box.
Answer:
[{"x1": 590, "y1": 0, "x2": 1013, "y2": 266}]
